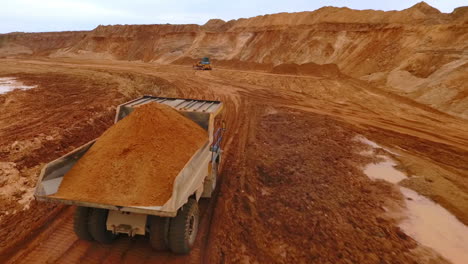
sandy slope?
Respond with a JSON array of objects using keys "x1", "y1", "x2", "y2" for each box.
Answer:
[{"x1": 0, "y1": 3, "x2": 466, "y2": 118}]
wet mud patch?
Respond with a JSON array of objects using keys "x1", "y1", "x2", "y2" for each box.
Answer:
[
  {"x1": 359, "y1": 138, "x2": 468, "y2": 264},
  {"x1": 400, "y1": 187, "x2": 468, "y2": 264},
  {"x1": 358, "y1": 126, "x2": 468, "y2": 226},
  {"x1": 0, "y1": 77, "x2": 36, "y2": 94}
]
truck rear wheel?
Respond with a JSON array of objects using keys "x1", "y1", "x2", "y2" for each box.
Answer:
[
  {"x1": 212, "y1": 156, "x2": 221, "y2": 190},
  {"x1": 73, "y1": 206, "x2": 93, "y2": 241},
  {"x1": 168, "y1": 199, "x2": 199, "y2": 254},
  {"x1": 212, "y1": 161, "x2": 219, "y2": 189},
  {"x1": 88, "y1": 208, "x2": 117, "y2": 244},
  {"x1": 149, "y1": 216, "x2": 168, "y2": 250}
]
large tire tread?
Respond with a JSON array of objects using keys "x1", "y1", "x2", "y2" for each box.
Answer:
[
  {"x1": 73, "y1": 206, "x2": 93, "y2": 241},
  {"x1": 88, "y1": 208, "x2": 116, "y2": 244},
  {"x1": 150, "y1": 216, "x2": 168, "y2": 251},
  {"x1": 168, "y1": 199, "x2": 199, "y2": 254}
]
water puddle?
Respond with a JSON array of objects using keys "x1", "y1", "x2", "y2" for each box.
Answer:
[
  {"x1": 0, "y1": 77, "x2": 36, "y2": 94},
  {"x1": 357, "y1": 136, "x2": 381, "y2": 149},
  {"x1": 364, "y1": 156, "x2": 406, "y2": 184},
  {"x1": 400, "y1": 187, "x2": 468, "y2": 264},
  {"x1": 360, "y1": 137, "x2": 468, "y2": 264}
]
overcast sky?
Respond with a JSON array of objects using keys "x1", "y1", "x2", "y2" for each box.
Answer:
[{"x1": 1, "y1": 0, "x2": 466, "y2": 33}]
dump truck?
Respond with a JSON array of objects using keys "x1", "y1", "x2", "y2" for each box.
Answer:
[
  {"x1": 193, "y1": 57, "x2": 212, "y2": 70},
  {"x1": 34, "y1": 96, "x2": 225, "y2": 254}
]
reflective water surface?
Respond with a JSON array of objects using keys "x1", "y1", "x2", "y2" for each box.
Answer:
[
  {"x1": 361, "y1": 138, "x2": 468, "y2": 264},
  {"x1": 0, "y1": 77, "x2": 36, "y2": 94}
]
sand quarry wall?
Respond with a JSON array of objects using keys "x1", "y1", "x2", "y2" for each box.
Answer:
[
  {"x1": 0, "y1": 3, "x2": 465, "y2": 75},
  {"x1": 0, "y1": 2, "x2": 467, "y2": 117}
]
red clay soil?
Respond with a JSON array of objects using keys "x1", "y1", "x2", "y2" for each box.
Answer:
[
  {"x1": 53, "y1": 102, "x2": 207, "y2": 206},
  {"x1": 205, "y1": 107, "x2": 426, "y2": 264},
  {"x1": 0, "y1": 72, "x2": 123, "y2": 258}
]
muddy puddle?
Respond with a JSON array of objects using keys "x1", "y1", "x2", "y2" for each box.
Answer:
[
  {"x1": 360, "y1": 137, "x2": 468, "y2": 264},
  {"x1": 364, "y1": 156, "x2": 406, "y2": 183},
  {"x1": 0, "y1": 77, "x2": 36, "y2": 94},
  {"x1": 400, "y1": 187, "x2": 468, "y2": 264}
]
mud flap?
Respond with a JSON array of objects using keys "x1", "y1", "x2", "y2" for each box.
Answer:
[
  {"x1": 196, "y1": 184, "x2": 204, "y2": 200},
  {"x1": 201, "y1": 160, "x2": 218, "y2": 198}
]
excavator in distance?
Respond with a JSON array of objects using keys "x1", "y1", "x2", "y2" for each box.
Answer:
[{"x1": 193, "y1": 57, "x2": 212, "y2": 70}]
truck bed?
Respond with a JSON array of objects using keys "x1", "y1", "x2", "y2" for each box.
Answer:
[{"x1": 34, "y1": 96, "x2": 223, "y2": 217}]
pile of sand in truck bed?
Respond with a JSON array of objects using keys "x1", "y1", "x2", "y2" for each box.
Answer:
[{"x1": 52, "y1": 102, "x2": 207, "y2": 206}]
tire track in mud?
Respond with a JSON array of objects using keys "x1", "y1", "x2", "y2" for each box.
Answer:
[{"x1": 5, "y1": 207, "x2": 74, "y2": 264}]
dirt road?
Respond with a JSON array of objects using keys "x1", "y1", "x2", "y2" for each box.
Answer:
[{"x1": 0, "y1": 58, "x2": 466, "y2": 263}]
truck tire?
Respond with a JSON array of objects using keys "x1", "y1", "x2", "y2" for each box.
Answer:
[
  {"x1": 88, "y1": 208, "x2": 116, "y2": 244},
  {"x1": 212, "y1": 161, "x2": 219, "y2": 189},
  {"x1": 168, "y1": 199, "x2": 199, "y2": 254},
  {"x1": 212, "y1": 155, "x2": 221, "y2": 189},
  {"x1": 73, "y1": 206, "x2": 93, "y2": 241},
  {"x1": 149, "y1": 216, "x2": 168, "y2": 251},
  {"x1": 215, "y1": 152, "x2": 221, "y2": 173}
]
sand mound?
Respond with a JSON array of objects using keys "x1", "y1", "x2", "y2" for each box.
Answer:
[
  {"x1": 212, "y1": 59, "x2": 273, "y2": 71},
  {"x1": 171, "y1": 58, "x2": 274, "y2": 71},
  {"x1": 451, "y1": 6, "x2": 468, "y2": 22},
  {"x1": 53, "y1": 102, "x2": 207, "y2": 206},
  {"x1": 202, "y1": 19, "x2": 228, "y2": 32},
  {"x1": 271, "y1": 62, "x2": 341, "y2": 77},
  {"x1": 270, "y1": 63, "x2": 300, "y2": 75},
  {"x1": 171, "y1": 56, "x2": 199, "y2": 65}
]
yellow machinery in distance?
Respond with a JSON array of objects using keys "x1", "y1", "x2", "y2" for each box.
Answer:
[{"x1": 193, "y1": 57, "x2": 212, "y2": 70}]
